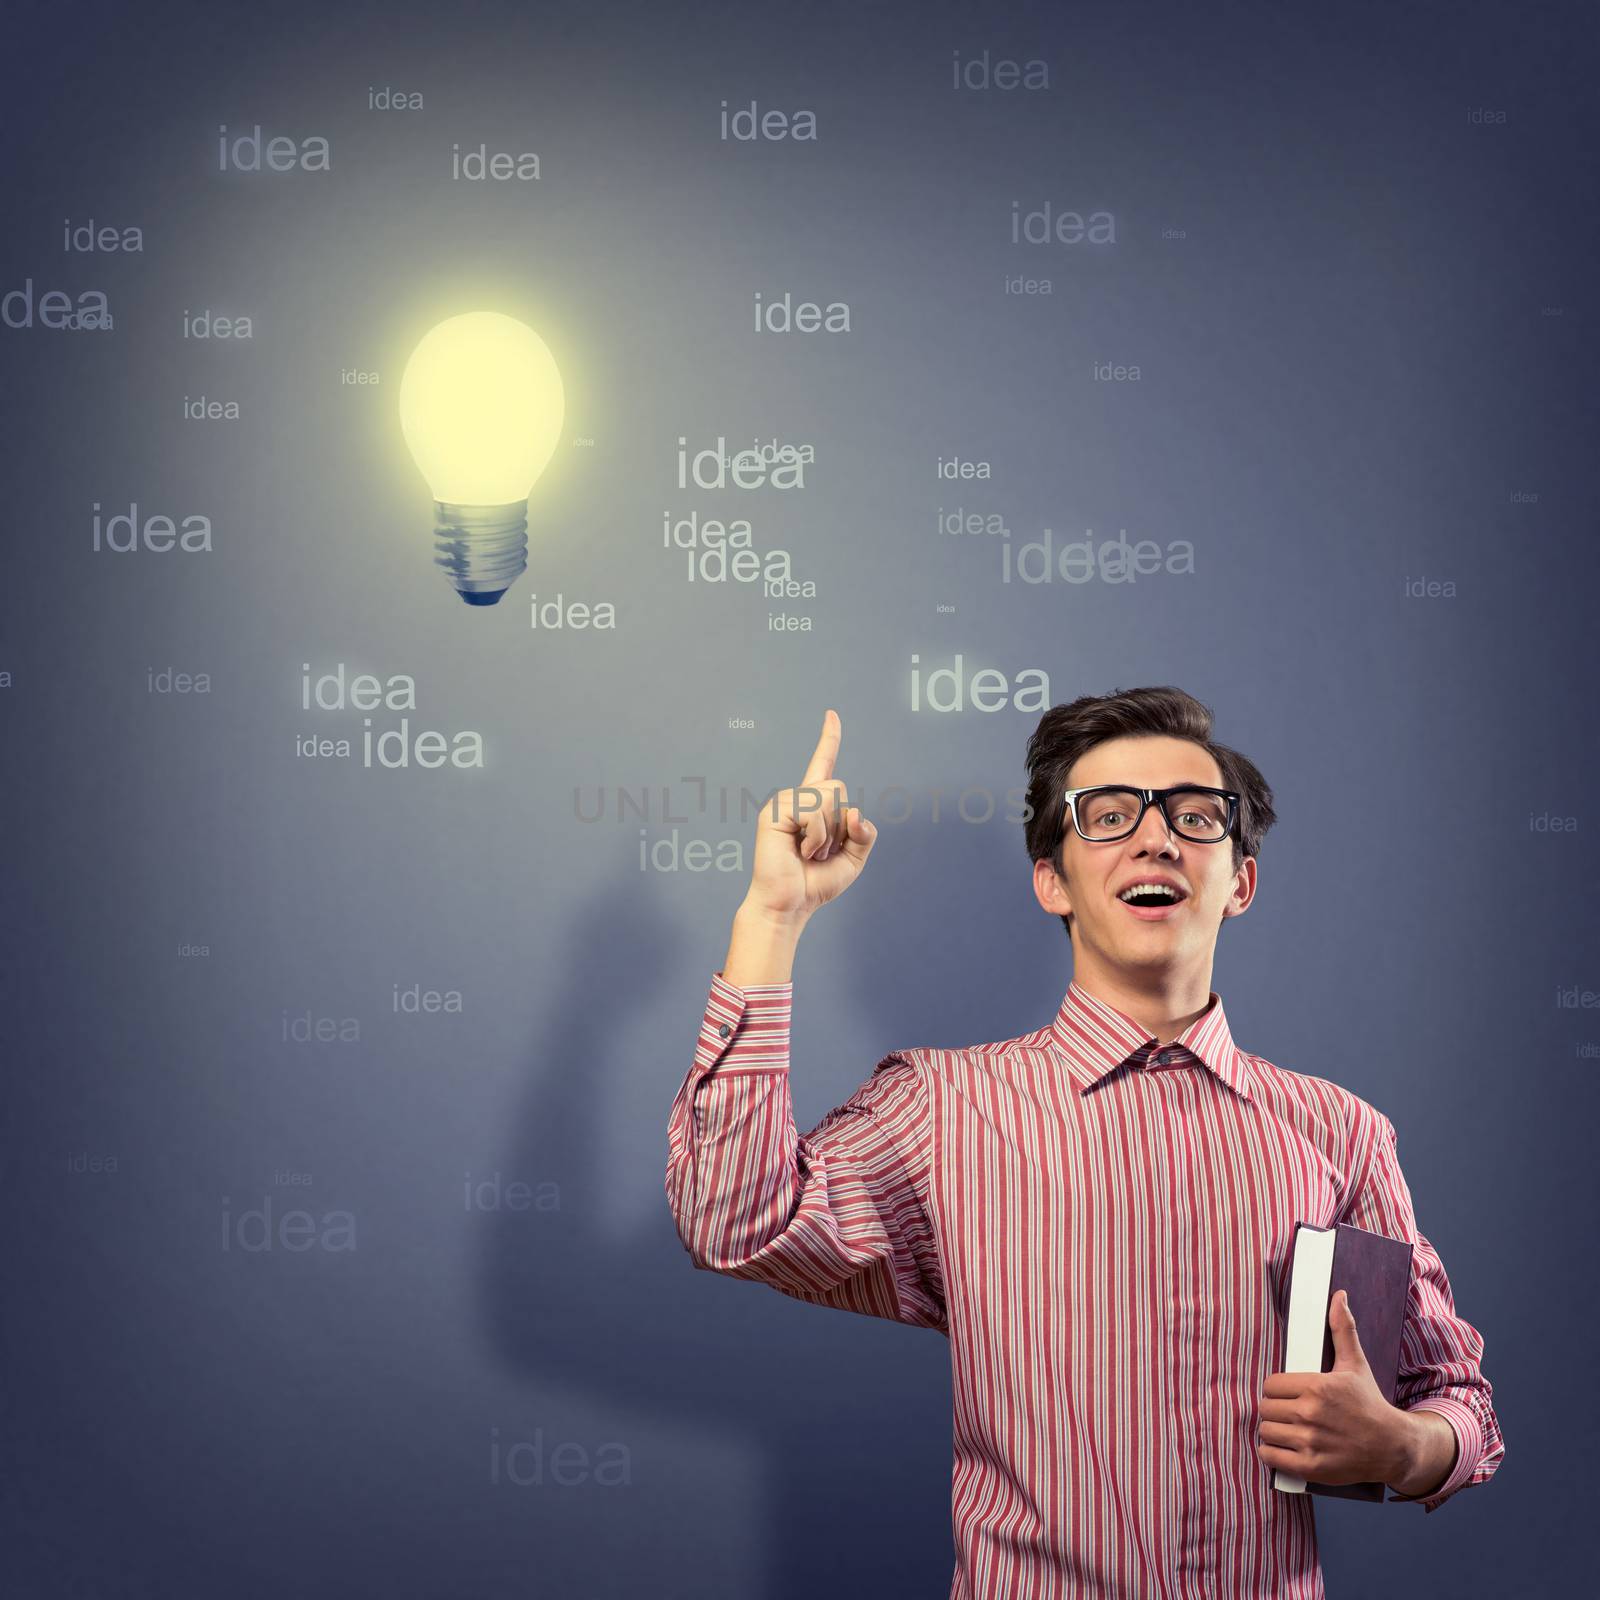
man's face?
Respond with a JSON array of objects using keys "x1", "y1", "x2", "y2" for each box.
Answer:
[{"x1": 1032, "y1": 734, "x2": 1256, "y2": 975}]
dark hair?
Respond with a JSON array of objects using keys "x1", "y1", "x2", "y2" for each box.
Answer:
[{"x1": 1023, "y1": 686, "x2": 1277, "y2": 939}]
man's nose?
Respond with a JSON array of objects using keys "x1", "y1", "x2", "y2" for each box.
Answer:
[{"x1": 1131, "y1": 801, "x2": 1181, "y2": 855}]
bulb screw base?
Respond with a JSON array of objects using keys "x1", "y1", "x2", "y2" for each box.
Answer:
[{"x1": 433, "y1": 501, "x2": 529, "y2": 606}]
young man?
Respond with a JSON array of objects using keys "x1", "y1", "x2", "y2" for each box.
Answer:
[{"x1": 664, "y1": 687, "x2": 1504, "y2": 1599}]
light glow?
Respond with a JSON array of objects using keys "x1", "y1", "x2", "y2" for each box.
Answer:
[{"x1": 398, "y1": 312, "x2": 564, "y2": 504}]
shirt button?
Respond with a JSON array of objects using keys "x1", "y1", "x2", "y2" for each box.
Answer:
[{"x1": 717, "y1": 1023, "x2": 732, "y2": 1038}]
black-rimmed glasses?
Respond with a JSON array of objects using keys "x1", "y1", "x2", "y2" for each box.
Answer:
[{"x1": 1061, "y1": 785, "x2": 1240, "y2": 845}]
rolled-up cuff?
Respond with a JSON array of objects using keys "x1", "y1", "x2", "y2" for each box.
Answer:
[{"x1": 1388, "y1": 1397, "x2": 1482, "y2": 1512}]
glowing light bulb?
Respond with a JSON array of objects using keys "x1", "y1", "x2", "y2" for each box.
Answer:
[{"x1": 398, "y1": 311, "x2": 565, "y2": 606}]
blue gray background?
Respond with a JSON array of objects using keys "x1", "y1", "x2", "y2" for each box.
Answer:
[{"x1": 2, "y1": 0, "x2": 1593, "y2": 1594}]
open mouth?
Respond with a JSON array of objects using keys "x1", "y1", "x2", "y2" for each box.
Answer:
[{"x1": 1116, "y1": 885, "x2": 1188, "y2": 920}]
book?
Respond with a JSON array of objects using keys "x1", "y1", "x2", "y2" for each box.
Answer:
[{"x1": 1272, "y1": 1220, "x2": 1414, "y2": 1502}]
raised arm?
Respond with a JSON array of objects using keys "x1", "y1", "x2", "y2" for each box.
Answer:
[
  {"x1": 665, "y1": 973, "x2": 945, "y2": 1331},
  {"x1": 663, "y1": 710, "x2": 947, "y2": 1333}
]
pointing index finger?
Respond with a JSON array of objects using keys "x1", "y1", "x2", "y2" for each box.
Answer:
[{"x1": 800, "y1": 708, "x2": 840, "y2": 787}]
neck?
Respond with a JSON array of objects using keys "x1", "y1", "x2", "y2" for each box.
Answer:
[{"x1": 1069, "y1": 945, "x2": 1215, "y2": 1044}]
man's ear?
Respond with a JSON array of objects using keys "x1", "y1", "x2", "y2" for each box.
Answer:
[
  {"x1": 1220, "y1": 854, "x2": 1257, "y2": 920},
  {"x1": 1033, "y1": 853, "x2": 1071, "y2": 920}
]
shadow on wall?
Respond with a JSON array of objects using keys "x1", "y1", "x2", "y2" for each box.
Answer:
[{"x1": 474, "y1": 815, "x2": 1040, "y2": 1598}]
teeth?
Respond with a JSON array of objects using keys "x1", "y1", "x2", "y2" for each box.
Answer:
[{"x1": 1119, "y1": 883, "x2": 1180, "y2": 902}]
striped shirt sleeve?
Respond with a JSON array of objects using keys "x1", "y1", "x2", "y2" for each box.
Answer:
[
  {"x1": 1340, "y1": 1103, "x2": 1507, "y2": 1512},
  {"x1": 664, "y1": 971, "x2": 947, "y2": 1333}
]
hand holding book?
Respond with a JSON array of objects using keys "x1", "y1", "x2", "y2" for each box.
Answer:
[
  {"x1": 1259, "y1": 1286, "x2": 1415, "y2": 1495},
  {"x1": 1263, "y1": 1222, "x2": 1416, "y2": 1502}
]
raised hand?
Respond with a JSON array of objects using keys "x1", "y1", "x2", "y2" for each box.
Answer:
[{"x1": 743, "y1": 708, "x2": 877, "y2": 926}]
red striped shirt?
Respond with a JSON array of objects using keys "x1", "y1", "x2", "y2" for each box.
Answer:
[{"x1": 666, "y1": 972, "x2": 1505, "y2": 1599}]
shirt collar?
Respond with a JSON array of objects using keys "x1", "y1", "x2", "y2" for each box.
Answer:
[{"x1": 1047, "y1": 979, "x2": 1256, "y2": 1102}]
